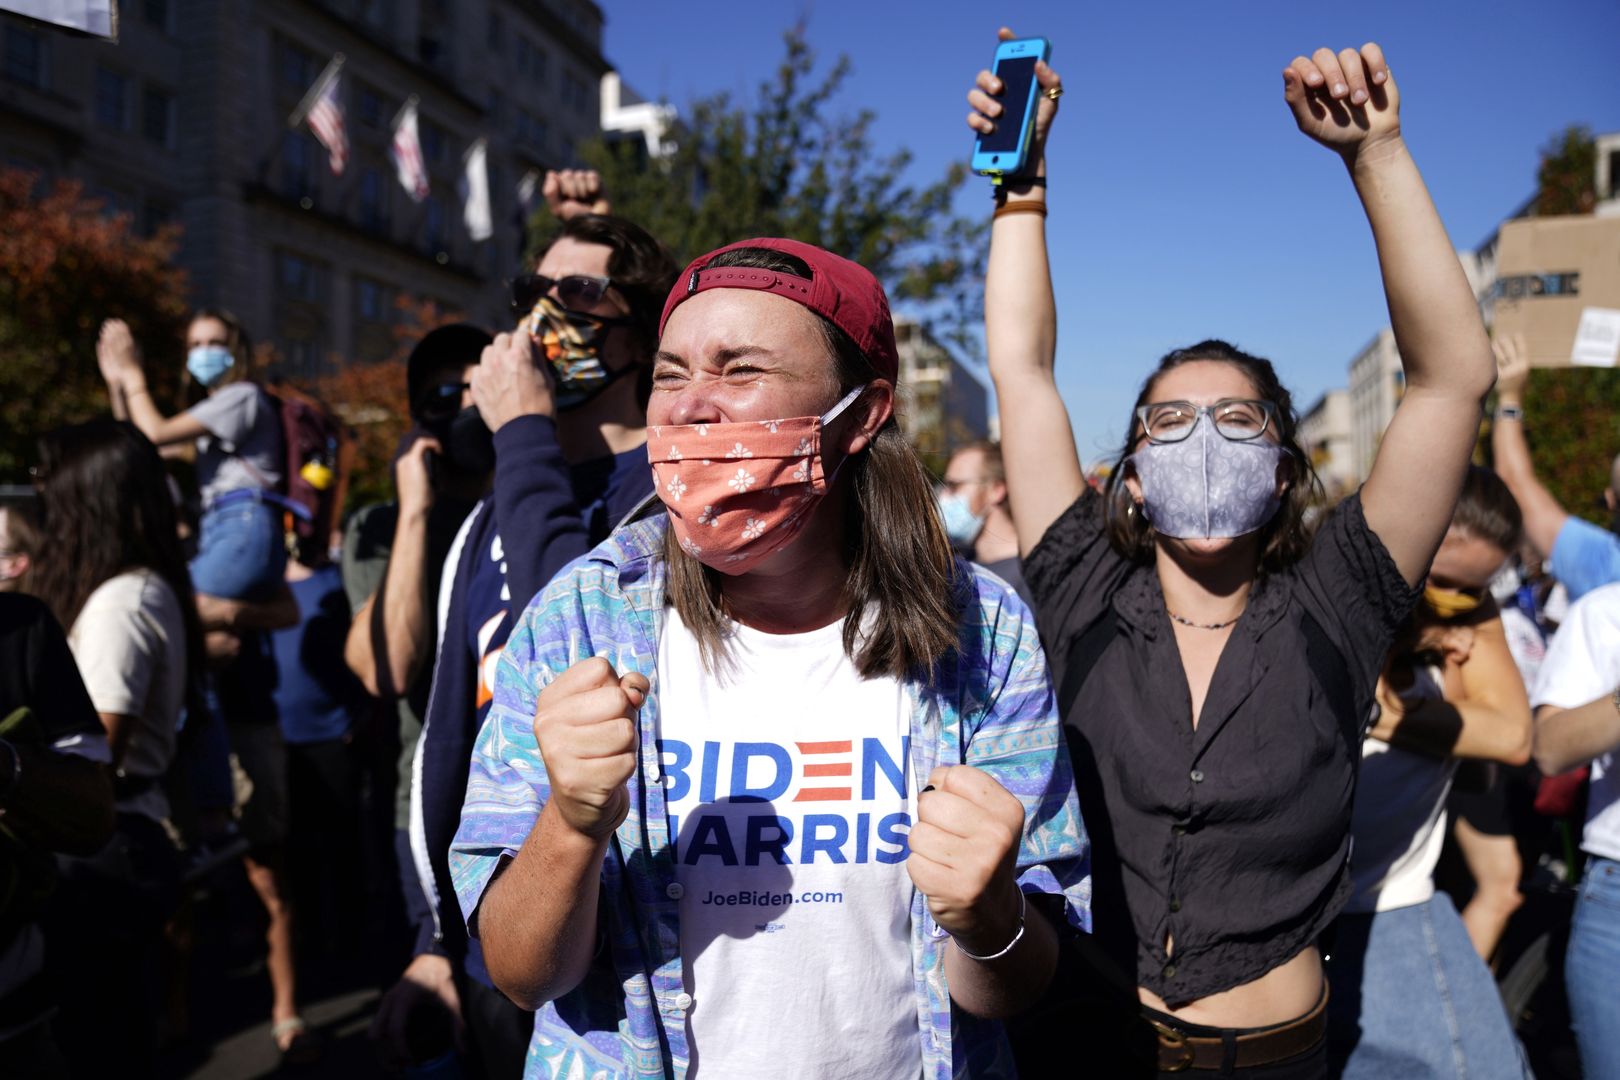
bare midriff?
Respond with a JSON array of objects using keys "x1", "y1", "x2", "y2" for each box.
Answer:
[{"x1": 1137, "y1": 946, "x2": 1323, "y2": 1029}]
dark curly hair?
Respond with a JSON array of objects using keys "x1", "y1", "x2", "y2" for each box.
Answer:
[{"x1": 1102, "y1": 339, "x2": 1323, "y2": 574}]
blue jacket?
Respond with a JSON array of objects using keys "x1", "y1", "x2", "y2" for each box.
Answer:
[{"x1": 409, "y1": 414, "x2": 654, "y2": 978}]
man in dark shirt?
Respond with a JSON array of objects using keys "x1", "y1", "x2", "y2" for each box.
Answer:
[
  {"x1": 0, "y1": 594, "x2": 115, "y2": 1074},
  {"x1": 370, "y1": 173, "x2": 675, "y2": 1076}
]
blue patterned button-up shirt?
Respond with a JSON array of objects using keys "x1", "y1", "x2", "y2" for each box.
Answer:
[{"x1": 450, "y1": 518, "x2": 1091, "y2": 1079}]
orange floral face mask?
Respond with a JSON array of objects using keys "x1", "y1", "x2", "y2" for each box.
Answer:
[{"x1": 646, "y1": 386, "x2": 866, "y2": 575}]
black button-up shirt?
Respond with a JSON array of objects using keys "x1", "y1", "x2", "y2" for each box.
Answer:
[{"x1": 1025, "y1": 489, "x2": 1420, "y2": 1003}]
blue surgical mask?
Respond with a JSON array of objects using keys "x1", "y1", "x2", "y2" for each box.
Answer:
[
  {"x1": 1129, "y1": 418, "x2": 1284, "y2": 540},
  {"x1": 187, "y1": 344, "x2": 235, "y2": 388},
  {"x1": 937, "y1": 491, "x2": 986, "y2": 549}
]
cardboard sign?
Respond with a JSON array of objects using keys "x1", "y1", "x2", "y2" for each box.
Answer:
[
  {"x1": 1492, "y1": 216, "x2": 1620, "y2": 367},
  {"x1": 1571, "y1": 307, "x2": 1620, "y2": 367}
]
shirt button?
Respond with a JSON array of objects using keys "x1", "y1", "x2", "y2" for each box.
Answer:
[
  {"x1": 1169, "y1": 899, "x2": 1181, "y2": 913},
  {"x1": 1172, "y1": 824, "x2": 1186, "y2": 836},
  {"x1": 1163, "y1": 964, "x2": 1177, "y2": 980},
  {"x1": 674, "y1": 992, "x2": 693, "y2": 1010},
  {"x1": 665, "y1": 882, "x2": 684, "y2": 900},
  {"x1": 1189, "y1": 769, "x2": 1205, "y2": 784}
]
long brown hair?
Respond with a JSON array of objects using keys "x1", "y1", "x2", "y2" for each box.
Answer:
[
  {"x1": 1102, "y1": 339, "x2": 1323, "y2": 574},
  {"x1": 32, "y1": 420, "x2": 207, "y2": 717},
  {"x1": 662, "y1": 247, "x2": 959, "y2": 680},
  {"x1": 184, "y1": 308, "x2": 255, "y2": 395}
]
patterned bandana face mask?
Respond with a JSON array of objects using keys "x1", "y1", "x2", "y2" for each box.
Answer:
[
  {"x1": 524, "y1": 294, "x2": 633, "y2": 410},
  {"x1": 1129, "y1": 417, "x2": 1285, "y2": 540},
  {"x1": 646, "y1": 386, "x2": 867, "y2": 575}
]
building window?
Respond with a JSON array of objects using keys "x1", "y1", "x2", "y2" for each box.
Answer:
[
  {"x1": 562, "y1": 74, "x2": 590, "y2": 111},
  {"x1": 142, "y1": 199, "x2": 176, "y2": 237},
  {"x1": 420, "y1": 119, "x2": 446, "y2": 165},
  {"x1": 142, "y1": 0, "x2": 173, "y2": 32},
  {"x1": 277, "y1": 250, "x2": 320, "y2": 301},
  {"x1": 1609, "y1": 149, "x2": 1620, "y2": 199},
  {"x1": 277, "y1": 38, "x2": 317, "y2": 95},
  {"x1": 359, "y1": 0, "x2": 392, "y2": 29},
  {"x1": 358, "y1": 165, "x2": 389, "y2": 232},
  {"x1": 142, "y1": 85, "x2": 175, "y2": 148},
  {"x1": 486, "y1": 12, "x2": 504, "y2": 53},
  {"x1": 357, "y1": 83, "x2": 385, "y2": 129},
  {"x1": 487, "y1": 88, "x2": 504, "y2": 125},
  {"x1": 4, "y1": 25, "x2": 46, "y2": 89},
  {"x1": 423, "y1": 197, "x2": 445, "y2": 253},
  {"x1": 95, "y1": 67, "x2": 129, "y2": 130},
  {"x1": 516, "y1": 110, "x2": 547, "y2": 152},
  {"x1": 281, "y1": 131, "x2": 315, "y2": 199}
]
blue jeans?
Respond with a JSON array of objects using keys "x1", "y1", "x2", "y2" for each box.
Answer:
[
  {"x1": 1568, "y1": 857, "x2": 1620, "y2": 1080},
  {"x1": 1326, "y1": 893, "x2": 1529, "y2": 1079},
  {"x1": 189, "y1": 497, "x2": 285, "y2": 601}
]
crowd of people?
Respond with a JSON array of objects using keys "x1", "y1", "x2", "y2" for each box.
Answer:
[{"x1": 0, "y1": 30, "x2": 1616, "y2": 1080}]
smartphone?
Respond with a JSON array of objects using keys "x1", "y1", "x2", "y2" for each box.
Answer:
[{"x1": 971, "y1": 37, "x2": 1051, "y2": 178}]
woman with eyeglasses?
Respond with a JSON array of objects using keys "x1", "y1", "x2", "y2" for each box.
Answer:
[
  {"x1": 95, "y1": 310, "x2": 287, "y2": 604},
  {"x1": 969, "y1": 32, "x2": 1495, "y2": 1077}
]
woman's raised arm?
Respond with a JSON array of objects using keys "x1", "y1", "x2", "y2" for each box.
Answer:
[
  {"x1": 973, "y1": 28, "x2": 1085, "y2": 558},
  {"x1": 1284, "y1": 44, "x2": 1495, "y2": 586}
]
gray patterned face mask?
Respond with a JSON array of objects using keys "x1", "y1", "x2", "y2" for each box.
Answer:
[{"x1": 1129, "y1": 418, "x2": 1285, "y2": 540}]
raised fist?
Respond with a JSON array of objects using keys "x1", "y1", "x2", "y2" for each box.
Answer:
[{"x1": 534, "y1": 657, "x2": 648, "y2": 840}]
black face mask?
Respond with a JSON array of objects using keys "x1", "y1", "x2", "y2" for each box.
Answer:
[{"x1": 423, "y1": 406, "x2": 495, "y2": 477}]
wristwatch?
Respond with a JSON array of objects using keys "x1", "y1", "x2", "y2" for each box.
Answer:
[{"x1": 1496, "y1": 403, "x2": 1524, "y2": 421}]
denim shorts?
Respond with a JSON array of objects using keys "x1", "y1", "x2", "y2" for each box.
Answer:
[
  {"x1": 1326, "y1": 893, "x2": 1530, "y2": 1079},
  {"x1": 189, "y1": 497, "x2": 286, "y2": 601}
]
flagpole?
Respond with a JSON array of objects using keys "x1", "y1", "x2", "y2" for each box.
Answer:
[
  {"x1": 288, "y1": 53, "x2": 345, "y2": 129},
  {"x1": 388, "y1": 93, "x2": 421, "y2": 133}
]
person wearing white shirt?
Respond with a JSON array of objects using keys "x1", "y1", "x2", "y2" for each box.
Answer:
[{"x1": 1530, "y1": 581, "x2": 1620, "y2": 1080}]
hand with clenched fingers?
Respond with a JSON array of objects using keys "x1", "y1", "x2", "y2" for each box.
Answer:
[
  {"x1": 906, "y1": 764, "x2": 1028, "y2": 957},
  {"x1": 534, "y1": 657, "x2": 649, "y2": 841}
]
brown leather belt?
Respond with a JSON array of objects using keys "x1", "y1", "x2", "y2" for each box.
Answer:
[{"x1": 1149, "y1": 987, "x2": 1328, "y2": 1072}]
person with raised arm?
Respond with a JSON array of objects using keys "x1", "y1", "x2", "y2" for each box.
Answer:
[{"x1": 970, "y1": 30, "x2": 1495, "y2": 1076}]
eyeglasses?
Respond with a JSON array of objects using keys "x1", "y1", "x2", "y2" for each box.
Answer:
[
  {"x1": 508, "y1": 273, "x2": 615, "y2": 317},
  {"x1": 1135, "y1": 399, "x2": 1277, "y2": 444},
  {"x1": 415, "y1": 381, "x2": 469, "y2": 420}
]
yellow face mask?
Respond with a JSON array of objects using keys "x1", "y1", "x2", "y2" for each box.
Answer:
[{"x1": 1424, "y1": 584, "x2": 1485, "y2": 620}]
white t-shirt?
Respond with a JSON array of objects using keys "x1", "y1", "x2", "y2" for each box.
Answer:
[
  {"x1": 68, "y1": 569, "x2": 187, "y2": 821},
  {"x1": 1532, "y1": 583, "x2": 1620, "y2": 862},
  {"x1": 656, "y1": 606, "x2": 920, "y2": 1080},
  {"x1": 1347, "y1": 663, "x2": 1456, "y2": 913}
]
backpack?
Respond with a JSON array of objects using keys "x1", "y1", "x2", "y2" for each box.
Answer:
[{"x1": 256, "y1": 383, "x2": 345, "y2": 546}]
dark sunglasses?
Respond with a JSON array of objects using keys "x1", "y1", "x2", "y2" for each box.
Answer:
[
  {"x1": 415, "y1": 381, "x2": 469, "y2": 420},
  {"x1": 508, "y1": 273, "x2": 615, "y2": 317}
]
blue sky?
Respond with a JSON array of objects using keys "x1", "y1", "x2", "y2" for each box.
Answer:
[{"x1": 600, "y1": 1, "x2": 1620, "y2": 458}]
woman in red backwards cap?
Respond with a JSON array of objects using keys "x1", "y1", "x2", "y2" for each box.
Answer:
[{"x1": 449, "y1": 237, "x2": 1091, "y2": 1078}]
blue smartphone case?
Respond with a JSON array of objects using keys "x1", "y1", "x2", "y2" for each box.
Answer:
[{"x1": 971, "y1": 37, "x2": 1051, "y2": 178}]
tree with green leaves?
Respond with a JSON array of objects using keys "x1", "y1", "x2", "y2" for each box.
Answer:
[
  {"x1": 552, "y1": 27, "x2": 985, "y2": 353},
  {"x1": 1534, "y1": 124, "x2": 1597, "y2": 217}
]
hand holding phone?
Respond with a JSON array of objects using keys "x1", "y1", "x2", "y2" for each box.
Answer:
[{"x1": 970, "y1": 33, "x2": 1052, "y2": 178}]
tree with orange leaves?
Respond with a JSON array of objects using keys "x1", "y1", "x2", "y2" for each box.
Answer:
[{"x1": 0, "y1": 168, "x2": 189, "y2": 480}]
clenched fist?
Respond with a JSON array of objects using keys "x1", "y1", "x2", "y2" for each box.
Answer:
[
  {"x1": 534, "y1": 657, "x2": 649, "y2": 841},
  {"x1": 906, "y1": 764, "x2": 1027, "y2": 957}
]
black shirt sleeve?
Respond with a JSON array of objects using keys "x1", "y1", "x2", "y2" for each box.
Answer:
[
  {"x1": 1292, "y1": 490, "x2": 1424, "y2": 696},
  {"x1": 0, "y1": 593, "x2": 102, "y2": 744},
  {"x1": 1023, "y1": 487, "x2": 1135, "y2": 652}
]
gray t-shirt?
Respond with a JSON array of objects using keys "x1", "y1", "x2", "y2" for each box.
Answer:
[{"x1": 189, "y1": 382, "x2": 283, "y2": 505}]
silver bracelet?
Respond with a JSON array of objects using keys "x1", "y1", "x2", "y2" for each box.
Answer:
[{"x1": 951, "y1": 887, "x2": 1026, "y2": 962}]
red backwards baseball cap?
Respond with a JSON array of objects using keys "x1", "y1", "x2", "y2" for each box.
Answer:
[{"x1": 658, "y1": 237, "x2": 900, "y2": 384}]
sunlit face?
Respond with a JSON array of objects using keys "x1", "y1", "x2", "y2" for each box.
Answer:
[
  {"x1": 943, "y1": 447, "x2": 1003, "y2": 517},
  {"x1": 186, "y1": 316, "x2": 231, "y2": 352},
  {"x1": 0, "y1": 508, "x2": 29, "y2": 592},
  {"x1": 531, "y1": 237, "x2": 638, "y2": 376},
  {"x1": 1428, "y1": 525, "x2": 1510, "y2": 596},
  {"x1": 1123, "y1": 359, "x2": 1289, "y2": 559}
]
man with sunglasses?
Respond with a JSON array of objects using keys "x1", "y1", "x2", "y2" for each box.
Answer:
[{"x1": 388, "y1": 173, "x2": 678, "y2": 1077}]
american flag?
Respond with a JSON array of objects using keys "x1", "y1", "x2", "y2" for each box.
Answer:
[
  {"x1": 390, "y1": 98, "x2": 430, "y2": 203},
  {"x1": 288, "y1": 55, "x2": 347, "y2": 176}
]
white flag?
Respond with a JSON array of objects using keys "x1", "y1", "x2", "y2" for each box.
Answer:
[
  {"x1": 389, "y1": 97, "x2": 429, "y2": 203},
  {"x1": 460, "y1": 138, "x2": 493, "y2": 242},
  {"x1": 517, "y1": 168, "x2": 542, "y2": 214}
]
